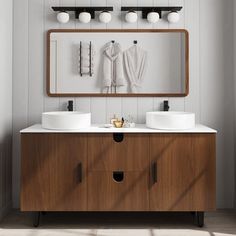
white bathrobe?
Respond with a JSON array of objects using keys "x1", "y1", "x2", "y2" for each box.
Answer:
[
  {"x1": 124, "y1": 45, "x2": 147, "y2": 93},
  {"x1": 102, "y1": 42, "x2": 124, "y2": 89}
]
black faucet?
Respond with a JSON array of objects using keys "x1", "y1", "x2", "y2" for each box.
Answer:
[
  {"x1": 67, "y1": 100, "x2": 73, "y2": 111},
  {"x1": 164, "y1": 100, "x2": 170, "y2": 112}
]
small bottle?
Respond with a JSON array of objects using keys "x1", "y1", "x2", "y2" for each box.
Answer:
[{"x1": 110, "y1": 114, "x2": 118, "y2": 125}]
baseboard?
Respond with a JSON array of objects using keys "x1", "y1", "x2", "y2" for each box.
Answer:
[{"x1": 0, "y1": 202, "x2": 12, "y2": 221}]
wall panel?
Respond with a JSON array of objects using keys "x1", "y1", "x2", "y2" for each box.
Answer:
[{"x1": 0, "y1": 0, "x2": 13, "y2": 219}]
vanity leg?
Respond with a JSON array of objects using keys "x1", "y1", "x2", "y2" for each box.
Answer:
[
  {"x1": 33, "y1": 212, "x2": 41, "y2": 227},
  {"x1": 195, "y1": 212, "x2": 204, "y2": 227}
]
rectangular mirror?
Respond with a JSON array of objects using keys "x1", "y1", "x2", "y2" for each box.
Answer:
[{"x1": 47, "y1": 29, "x2": 189, "y2": 97}]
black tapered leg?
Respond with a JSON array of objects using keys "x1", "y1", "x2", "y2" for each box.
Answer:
[
  {"x1": 195, "y1": 212, "x2": 204, "y2": 227},
  {"x1": 33, "y1": 212, "x2": 41, "y2": 227}
]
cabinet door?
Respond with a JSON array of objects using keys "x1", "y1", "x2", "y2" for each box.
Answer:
[
  {"x1": 150, "y1": 134, "x2": 216, "y2": 211},
  {"x1": 21, "y1": 134, "x2": 87, "y2": 211},
  {"x1": 88, "y1": 171, "x2": 149, "y2": 211},
  {"x1": 88, "y1": 134, "x2": 149, "y2": 171}
]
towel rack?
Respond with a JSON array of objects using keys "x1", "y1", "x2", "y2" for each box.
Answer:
[{"x1": 79, "y1": 41, "x2": 93, "y2": 77}]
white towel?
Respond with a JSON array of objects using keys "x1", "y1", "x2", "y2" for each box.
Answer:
[
  {"x1": 102, "y1": 42, "x2": 124, "y2": 88},
  {"x1": 123, "y1": 45, "x2": 147, "y2": 93}
]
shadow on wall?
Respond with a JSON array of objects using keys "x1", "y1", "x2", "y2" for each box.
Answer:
[{"x1": 0, "y1": 131, "x2": 12, "y2": 221}]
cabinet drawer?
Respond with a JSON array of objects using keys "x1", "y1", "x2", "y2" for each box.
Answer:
[
  {"x1": 88, "y1": 134, "x2": 149, "y2": 171},
  {"x1": 88, "y1": 171, "x2": 149, "y2": 211}
]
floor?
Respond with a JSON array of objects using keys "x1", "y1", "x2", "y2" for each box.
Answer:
[{"x1": 0, "y1": 210, "x2": 236, "y2": 236}]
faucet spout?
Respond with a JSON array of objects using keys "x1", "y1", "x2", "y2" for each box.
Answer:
[
  {"x1": 67, "y1": 100, "x2": 73, "y2": 112},
  {"x1": 163, "y1": 100, "x2": 169, "y2": 112}
]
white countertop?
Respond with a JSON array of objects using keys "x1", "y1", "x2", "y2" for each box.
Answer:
[{"x1": 20, "y1": 124, "x2": 217, "y2": 134}]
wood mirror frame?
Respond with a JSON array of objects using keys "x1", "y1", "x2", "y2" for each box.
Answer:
[{"x1": 47, "y1": 29, "x2": 189, "y2": 97}]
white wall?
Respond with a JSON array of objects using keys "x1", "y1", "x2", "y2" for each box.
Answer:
[
  {"x1": 0, "y1": 0, "x2": 13, "y2": 219},
  {"x1": 13, "y1": 0, "x2": 235, "y2": 208}
]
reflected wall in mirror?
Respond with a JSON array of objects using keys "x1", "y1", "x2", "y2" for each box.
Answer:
[{"x1": 47, "y1": 29, "x2": 189, "y2": 97}]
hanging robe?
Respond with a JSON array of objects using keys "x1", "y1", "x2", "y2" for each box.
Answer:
[
  {"x1": 102, "y1": 42, "x2": 125, "y2": 90},
  {"x1": 123, "y1": 45, "x2": 147, "y2": 93}
]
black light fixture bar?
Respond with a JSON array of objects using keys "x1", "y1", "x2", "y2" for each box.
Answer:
[
  {"x1": 121, "y1": 6, "x2": 182, "y2": 19},
  {"x1": 52, "y1": 6, "x2": 113, "y2": 19}
]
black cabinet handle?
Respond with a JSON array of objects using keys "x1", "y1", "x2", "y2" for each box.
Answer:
[
  {"x1": 78, "y1": 163, "x2": 82, "y2": 183},
  {"x1": 152, "y1": 162, "x2": 157, "y2": 184}
]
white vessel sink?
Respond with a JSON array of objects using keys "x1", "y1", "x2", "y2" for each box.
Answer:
[
  {"x1": 146, "y1": 111, "x2": 195, "y2": 130},
  {"x1": 42, "y1": 111, "x2": 91, "y2": 130}
]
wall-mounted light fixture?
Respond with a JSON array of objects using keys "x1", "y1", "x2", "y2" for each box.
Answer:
[
  {"x1": 52, "y1": 7, "x2": 113, "y2": 23},
  {"x1": 79, "y1": 12, "x2": 91, "y2": 23},
  {"x1": 125, "y1": 11, "x2": 138, "y2": 23},
  {"x1": 99, "y1": 11, "x2": 112, "y2": 23},
  {"x1": 147, "y1": 12, "x2": 160, "y2": 23},
  {"x1": 56, "y1": 11, "x2": 70, "y2": 24},
  {"x1": 167, "y1": 11, "x2": 180, "y2": 23},
  {"x1": 121, "y1": 6, "x2": 182, "y2": 23}
]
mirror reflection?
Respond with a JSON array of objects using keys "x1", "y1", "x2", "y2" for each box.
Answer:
[{"x1": 48, "y1": 30, "x2": 189, "y2": 96}]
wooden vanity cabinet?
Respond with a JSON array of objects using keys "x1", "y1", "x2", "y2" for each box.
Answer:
[
  {"x1": 87, "y1": 134, "x2": 149, "y2": 171},
  {"x1": 21, "y1": 134, "x2": 87, "y2": 211},
  {"x1": 87, "y1": 134, "x2": 149, "y2": 211},
  {"x1": 21, "y1": 132, "x2": 216, "y2": 214},
  {"x1": 88, "y1": 171, "x2": 149, "y2": 211},
  {"x1": 149, "y1": 134, "x2": 216, "y2": 211}
]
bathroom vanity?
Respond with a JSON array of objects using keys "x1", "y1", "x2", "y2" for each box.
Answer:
[{"x1": 20, "y1": 124, "x2": 216, "y2": 227}]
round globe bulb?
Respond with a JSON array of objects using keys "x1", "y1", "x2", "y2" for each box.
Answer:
[
  {"x1": 79, "y1": 12, "x2": 91, "y2": 23},
  {"x1": 125, "y1": 11, "x2": 138, "y2": 23},
  {"x1": 167, "y1": 11, "x2": 180, "y2": 23},
  {"x1": 99, "y1": 11, "x2": 112, "y2": 23},
  {"x1": 147, "y1": 12, "x2": 160, "y2": 23},
  {"x1": 57, "y1": 12, "x2": 70, "y2": 24}
]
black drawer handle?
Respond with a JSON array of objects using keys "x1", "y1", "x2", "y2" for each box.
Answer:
[
  {"x1": 78, "y1": 163, "x2": 82, "y2": 183},
  {"x1": 152, "y1": 162, "x2": 157, "y2": 184},
  {"x1": 113, "y1": 171, "x2": 124, "y2": 183}
]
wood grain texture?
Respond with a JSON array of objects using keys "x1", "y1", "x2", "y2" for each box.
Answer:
[
  {"x1": 21, "y1": 133, "x2": 216, "y2": 212},
  {"x1": 21, "y1": 133, "x2": 87, "y2": 211},
  {"x1": 87, "y1": 134, "x2": 149, "y2": 171},
  {"x1": 87, "y1": 171, "x2": 149, "y2": 211},
  {"x1": 149, "y1": 134, "x2": 216, "y2": 211}
]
